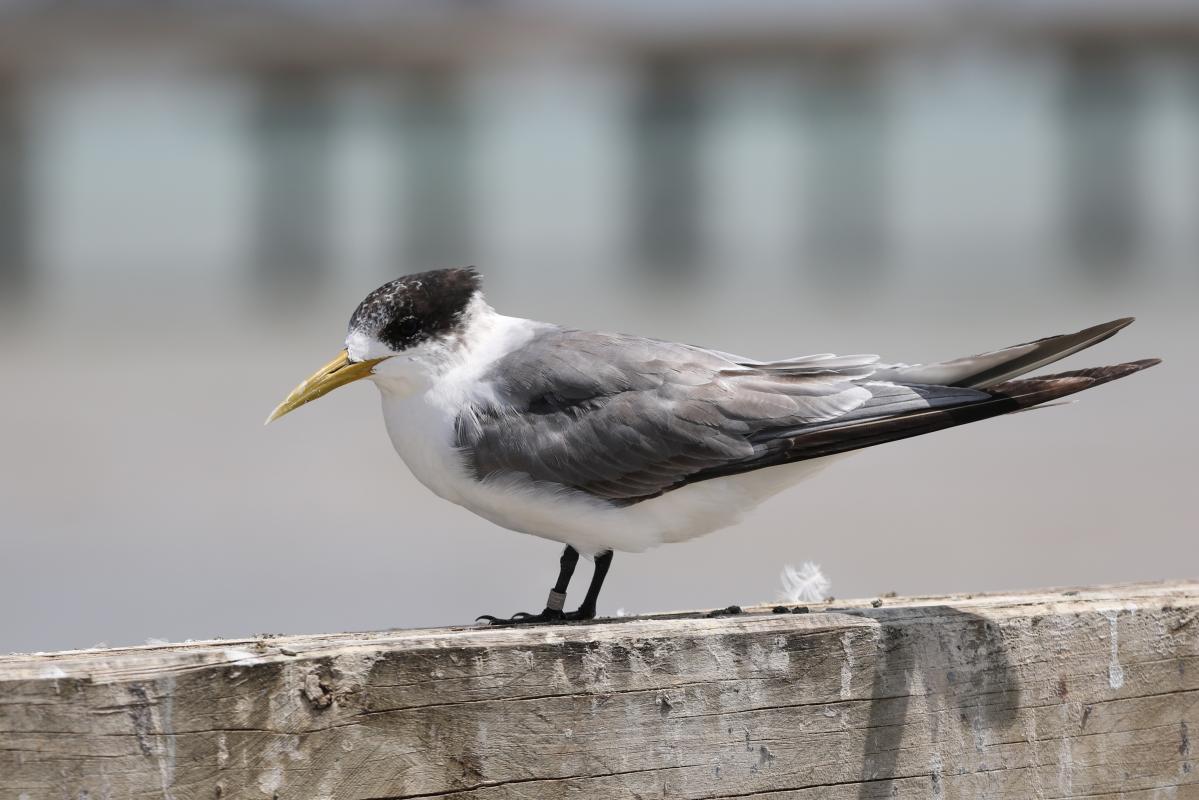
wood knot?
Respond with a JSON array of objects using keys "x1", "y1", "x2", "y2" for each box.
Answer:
[{"x1": 302, "y1": 672, "x2": 334, "y2": 710}]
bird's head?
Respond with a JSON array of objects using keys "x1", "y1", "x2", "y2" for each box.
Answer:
[{"x1": 266, "y1": 267, "x2": 483, "y2": 424}]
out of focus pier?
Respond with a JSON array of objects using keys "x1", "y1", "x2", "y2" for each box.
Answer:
[{"x1": 2, "y1": 0, "x2": 1199, "y2": 292}]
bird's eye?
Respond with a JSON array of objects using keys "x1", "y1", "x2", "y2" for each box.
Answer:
[{"x1": 381, "y1": 316, "x2": 422, "y2": 347}]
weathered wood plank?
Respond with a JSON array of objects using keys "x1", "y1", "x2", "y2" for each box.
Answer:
[{"x1": 1, "y1": 582, "x2": 1196, "y2": 799}]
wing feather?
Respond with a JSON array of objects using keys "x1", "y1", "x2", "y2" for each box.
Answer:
[
  {"x1": 453, "y1": 325, "x2": 1156, "y2": 504},
  {"x1": 457, "y1": 328, "x2": 871, "y2": 502}
]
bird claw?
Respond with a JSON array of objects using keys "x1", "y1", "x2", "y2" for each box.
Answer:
[{"x1": 476, "y1": 607, "x2": 586, "y2": 626}]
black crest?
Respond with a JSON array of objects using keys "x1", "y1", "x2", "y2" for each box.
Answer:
[{"x1": 349, "y1": 268, "x2": 483, "y2": 351}]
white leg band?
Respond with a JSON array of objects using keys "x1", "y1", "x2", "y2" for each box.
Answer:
[{"x1": 546, "y1": 590, "x2": 567, "y2": 612}]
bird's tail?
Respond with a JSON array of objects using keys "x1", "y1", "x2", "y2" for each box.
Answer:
[
  {"x1": 682, "y1": 320, "x2": 1160, "y2": 487},
  {"x1": 986, "y1": 360, "x2": 1160, "y2": 408},
  {"x1": 874, "y1": 317, "x2": 1137, "y2": 389},
  {"x1": 773, "y1": 358, "x2": 1161, "y2": 464}
]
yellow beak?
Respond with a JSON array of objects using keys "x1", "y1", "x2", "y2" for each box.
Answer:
[{"x1": 265, "y1": 350, "x2": 385, "y2": 425}]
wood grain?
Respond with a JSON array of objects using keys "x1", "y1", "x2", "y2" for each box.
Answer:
[{"x1": 2, "y1": 582, "x2": 1196, "y2": 799}]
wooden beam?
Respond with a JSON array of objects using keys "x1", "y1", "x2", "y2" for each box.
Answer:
[{"x1": 2, "y1": 581, "x2": 1196, "y2": 799}]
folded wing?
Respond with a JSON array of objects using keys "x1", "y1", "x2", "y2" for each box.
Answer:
[
  {"x1": 456, "y1": 330, "x2": 874, "y2": 502},
  {"x1": 454, "y1": 322, "x2": 1157, "y2": 504}
]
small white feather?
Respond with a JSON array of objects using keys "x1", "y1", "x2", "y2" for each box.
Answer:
[{"x1": 779, "y1": 561, "x2": 831, "y2": 603}]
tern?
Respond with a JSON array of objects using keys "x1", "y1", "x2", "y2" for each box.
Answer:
[{"x1": 267, "y1": 268, "x2": 1158, "y2": 624}]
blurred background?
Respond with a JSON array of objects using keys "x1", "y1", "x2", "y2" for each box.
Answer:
[{"x1": 0, "y1": 0, "x2": 1195, "y2": 653}]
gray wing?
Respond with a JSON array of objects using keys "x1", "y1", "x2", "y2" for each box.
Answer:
[
  {"x1": 454, "y1": 327, "x2": 981, "y2": 503},
  {"x1": 454, "y1": 318, "x2": 1154, "y2": 504}
]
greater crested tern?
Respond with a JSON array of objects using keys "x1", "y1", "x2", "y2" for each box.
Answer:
[{"x1": 267, "y1": 268, "x2": 1159, "y2": 624}]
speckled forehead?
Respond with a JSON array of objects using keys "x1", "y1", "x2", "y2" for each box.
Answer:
[
  {"x1": 345, "y1": 268, "x2": 482, "y2": 354},
  {"x1": 348, "y1": 280, "x2": 413, "y2": 332}
]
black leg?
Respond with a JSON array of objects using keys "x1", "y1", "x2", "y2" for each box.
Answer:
[
  {"x1": 552, "y1": 545, "x2": 580, "y2": 595},
  {"x1": 573, "y1": 550, "x2": 613, "y2": 620},
  {"x1": 476, "y1": 545, "x2": 578, "y2": 624},
  {"x1": 477, "y1": 546, "x2": 614, "y2": 626}
]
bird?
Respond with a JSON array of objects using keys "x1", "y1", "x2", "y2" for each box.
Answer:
[{"x1": 266, "y1": 267, "x2": 1159, "y2": 625}]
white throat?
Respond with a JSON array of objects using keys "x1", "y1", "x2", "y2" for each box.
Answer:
[{"x1": 365, "y1": 298, "x2": 549, "y2": 507}]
